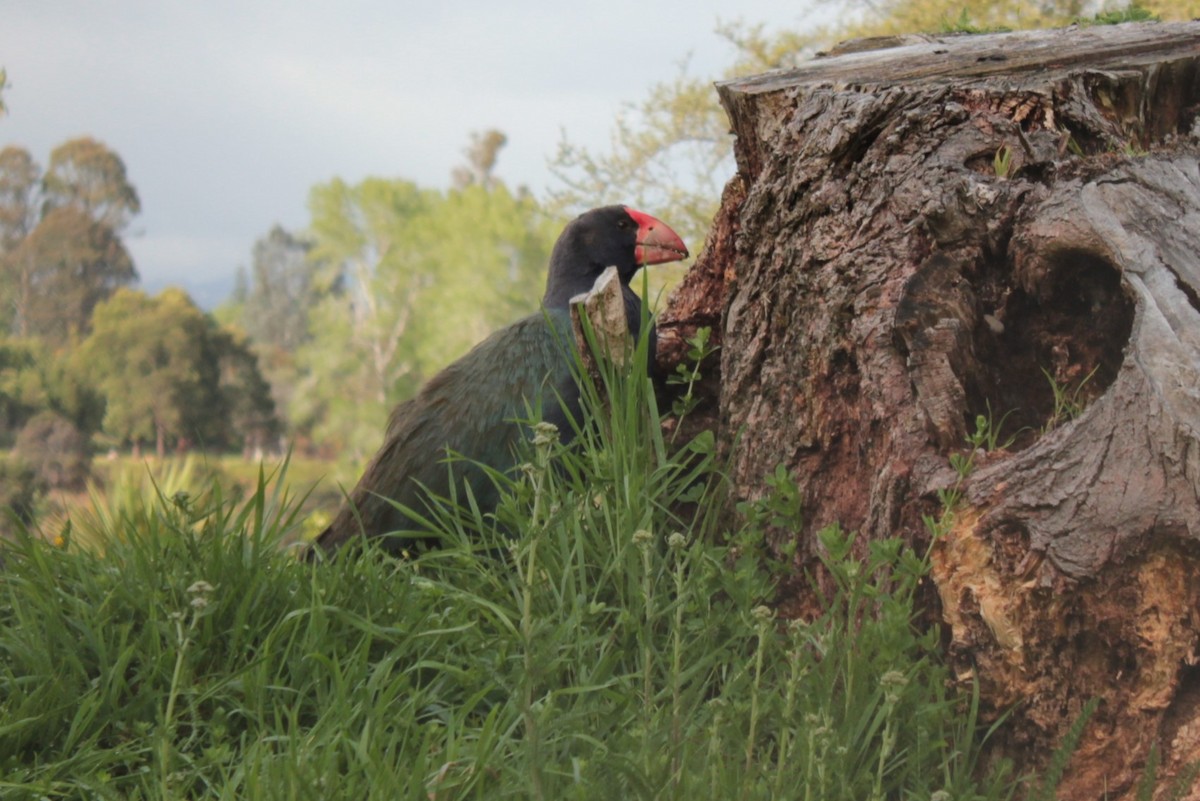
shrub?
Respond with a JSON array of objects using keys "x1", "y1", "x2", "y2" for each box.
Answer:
[
  {"x1": 14, "y1": 409, "x2": 91, "y2": 490},
  {"x1": 0, "y1": 454, "x2": 40, "y2": 537}
]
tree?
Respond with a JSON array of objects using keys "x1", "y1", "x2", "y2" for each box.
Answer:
[
  {"x1": 79, "y1": 288, "x2": 275, "y2": 458},
  {"x1": 406, "y1": 182, "x2": 555, "y2": 370},
  {"x1": 292, "y1": 178, "x2": 431, "y2": 456},
  {"x1": 451, "y1": 129, "x2": 508, "y2": 190},
  {"x1": 14, "y1": 410, "x2": 89, "y2": 491},
  {"x1": 293, "y1": 168, "x2": 556, "y2": 461},
  {"x1": 215, "y1": 329, "x2": 280, "y2": 458},
  {"x1": 0, "y1": 336, "x2": 100, "y2": 491},
  {"x1": 549, "y1": 1, "x2": 1194, "y2": 267},
  {"x1": 0, "y1": 338, "x2": 40, "y2": 439},
  {"x1": 79, "y1": 289, "x2": 211, "y2": 457},
  {"x1": 0, "y1": 147, "x2": 40, "y2": 334},
  {"x1": 0, "y1": 147, "x2": 38, "y2": 250},
  {"x1": 658, "y1": 20, "x2": 1200, "y2": 800},
  {"x1": 215, "y1": 225, "x2": 320, "y2": 442},
  {"x1": 19, "y1": 206, "x2": 136, "y2": 341},
  {"x1": 0, "y1": 455, "x2": 39, "y2": 537},
  {"x1": 0, "y1": 138, "x2": 139, "y2": 341},
  {"x1": 0, "y1": 336, "x2": 101, "y2": 443},
  {"x1": 42, "y1": 136, "x2": 140, "y2": 232},
  {"x1": 238, "y1": 225, "x2": 319, "y2": 352},
  {"x1": 549, "y1": 21, "x2": 821, "y2": 258}
]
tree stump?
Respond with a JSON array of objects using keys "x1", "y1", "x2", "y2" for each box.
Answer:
[
  {"x1": 658, "y1": 21, "x2": 1200, "y2": 800},
  {"x1": 571, "y1": 266, "x2": 635, "y2": 373}
]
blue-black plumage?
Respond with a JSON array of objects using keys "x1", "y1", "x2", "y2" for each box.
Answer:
[{"x1": 311, "y1": 205, "x2": 687, "y2": 556}]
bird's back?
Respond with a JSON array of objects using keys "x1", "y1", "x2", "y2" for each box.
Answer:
[{"x1": 312, "y1": 308, "x2": 575, "y2": 555}]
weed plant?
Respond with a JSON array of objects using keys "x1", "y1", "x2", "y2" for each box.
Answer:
[
  {"x1": 0, "y1": 320, "x2": 1018, "y2": 800},
  {"x1": 1041, "y1": 366, "x2": 1099, "y2": 433}
]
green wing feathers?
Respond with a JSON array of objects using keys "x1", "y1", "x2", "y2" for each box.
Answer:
[{"x1": 313, "y1": 309, "x2": 574, "y2": 553}]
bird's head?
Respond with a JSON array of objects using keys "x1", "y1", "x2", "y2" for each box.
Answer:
[{"x1": 542, "y1": 205, "x2": 688, "y2": 308}]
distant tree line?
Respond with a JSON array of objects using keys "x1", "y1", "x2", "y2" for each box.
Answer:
[
  {"x1": 5, "y1": 1, "x2": 1182, "y2": 534},
  {"x1": 0, "y1": 124, "x2": 565, "y2": 536},
  {"x1": 219, "y1": 130, "x2": 560, "y2": 466},
  {"x1": 0, "y1": 137, "x2": 279, "y2": 530}
]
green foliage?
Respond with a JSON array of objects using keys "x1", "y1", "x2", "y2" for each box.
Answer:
[
  {"x1": 42, "y1": 136, "x2": 141, "y2": 232},
  {"x1": 0, "y1": 138, "x2": 140, "y2": 341},
  {"x1": 451, "y1": 128, "x2": 509, "y2": 190},
  {"x1": 1029, "y1": 698, "x2": 1098, "y2": 801},
  {"x1": 78, "y1": 289, "x2": 278, "y2": 456},
  {"x1": 736, "y1": 463, "x2": 805, "y2": 566},
  {"x1": 837, "y1": 0, "x2": 1094, "y2": 38},
  {"x1": 0, "y1": 146, "x2": 39, "y2": 252},
  {"x1": 214, "y1": 329, "x2": 280, "y2": 455},
  {"x1": 1137, "y1": 743, "x2": 1162, "y2": 801},
  {"x1": 0, "y1": 146, "x2": 41, "y2": 335},
  {"x1": 940, "y1": 404, "x2": 1019, "y2": 509},
  {"x1": 293, "y1": 174, "x2": 558, "y2": 461},
  {"x1": 666, "y1": 325, "x2": 718, "y2": 428},
  {"x1": 951, "y1": 401, "x2": 1022, "y2": 483},
  {"x1": 940, "y1": 8, "x2": 1012, "y2": 32},
  {"x1": 0, "y1": 336, "x2": 102, "y2": 443},
  {"x1": 934, "y1": 400, "x2": 1018, "y2": 535},
  {"x1": 14, "y1": 409, "x2": 90, "y2": 490},
  {"x1": 226, "y1": 224, "x2": 320, "y2": 354},
  {"x1": 1041, "y1": 365, "x2": 1099, "y2": 432},
  {"x1": 79, "y1": 289, "x2": 219, "y2": 455},
  {"x1": 1121, "y1": 738, "x2": 1199, "y2": 801},
  {"x1": 54, "y1": 454, "x2": 299, "y2": 554},
  {"x1": 549, "y1": 20, "x2": 820, "y2": 265},
  {"x1": 0, "y1": 337, "x2": 40, "y2": 437},
  {"x1": 18, "y1": 206, "x2": 137, "y2": 343},
  {"x1": 548, "y1": 2, "x2": 1192, "y2": 278},
  {"x1": 0, "y1": 329, "x2": 1019, "y2": 801},
  {"x1": 216, "y1": 225, "x2": 321, "y2": 442},
  {"x1": 968, "y1": 403, "x2": 1019, "y2": 453},
  {"x1": 1122, "y1": 138, "x2": 1149, "y2": 157},
  {"x1": 1079, "y1": 1, "x2": 1158, "y2": 24},
  {"x1": 0, "y1": 453, "x2": 40, "y2": 536},
  {"x1": 993, "y1": 144, "x2": 1014, "y2": 178}
]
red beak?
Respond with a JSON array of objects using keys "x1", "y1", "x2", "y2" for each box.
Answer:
[{"x1": 624, "y1": 206, "x2": 689, "y2": 266}]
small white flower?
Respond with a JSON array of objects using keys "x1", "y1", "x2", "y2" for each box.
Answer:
[
  {"x1": 531, "y1": 422, "x2": 559, "y2": 447},
  {"x1": 187, "y1": 580, "x2": 214, "y2": 596}
]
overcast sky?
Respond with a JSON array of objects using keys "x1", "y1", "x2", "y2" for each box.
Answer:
[{"x1": 2, "y1": 2, "x2": 822, "y2": 307}]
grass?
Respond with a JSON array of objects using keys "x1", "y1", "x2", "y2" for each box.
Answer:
[
  {"x1": 993, "y1": 145, "x2": 1014, "y2": 179},
  {"x1": 0, "y1": 323, "x2": 1022, "y2": 800},
  {"x1": 1041, "y1": 365, "x2": 1100, "y2": 433},
  {"x1": 15, "y1": 451, "x2": 340, "y2": 551}
]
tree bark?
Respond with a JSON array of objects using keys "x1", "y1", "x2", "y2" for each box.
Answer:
[{"x1": 660, "y1": 21, "x2": 1200, "y2": 800}]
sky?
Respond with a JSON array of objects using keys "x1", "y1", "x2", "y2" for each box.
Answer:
[{"x1": 1, "y1": 2, "x2": 822, "y2": 308}]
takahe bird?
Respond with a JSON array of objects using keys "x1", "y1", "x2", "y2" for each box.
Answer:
[{"x1": 310, "y1": 205, "x2": 687, "y2": 557}]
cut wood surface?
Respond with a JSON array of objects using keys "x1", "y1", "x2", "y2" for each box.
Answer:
[{"x1": 658, "y1": 21, "x2": 1200, "y2": 800}]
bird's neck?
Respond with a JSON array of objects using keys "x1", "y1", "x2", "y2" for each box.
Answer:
[{"x1": 542, "y1": 262, "x2": 602, "y2": 309}]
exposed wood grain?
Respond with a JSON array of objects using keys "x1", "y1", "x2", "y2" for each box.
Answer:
[{"x1": 661, "y1": 20, "x2": 1200, "y2": 800}]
